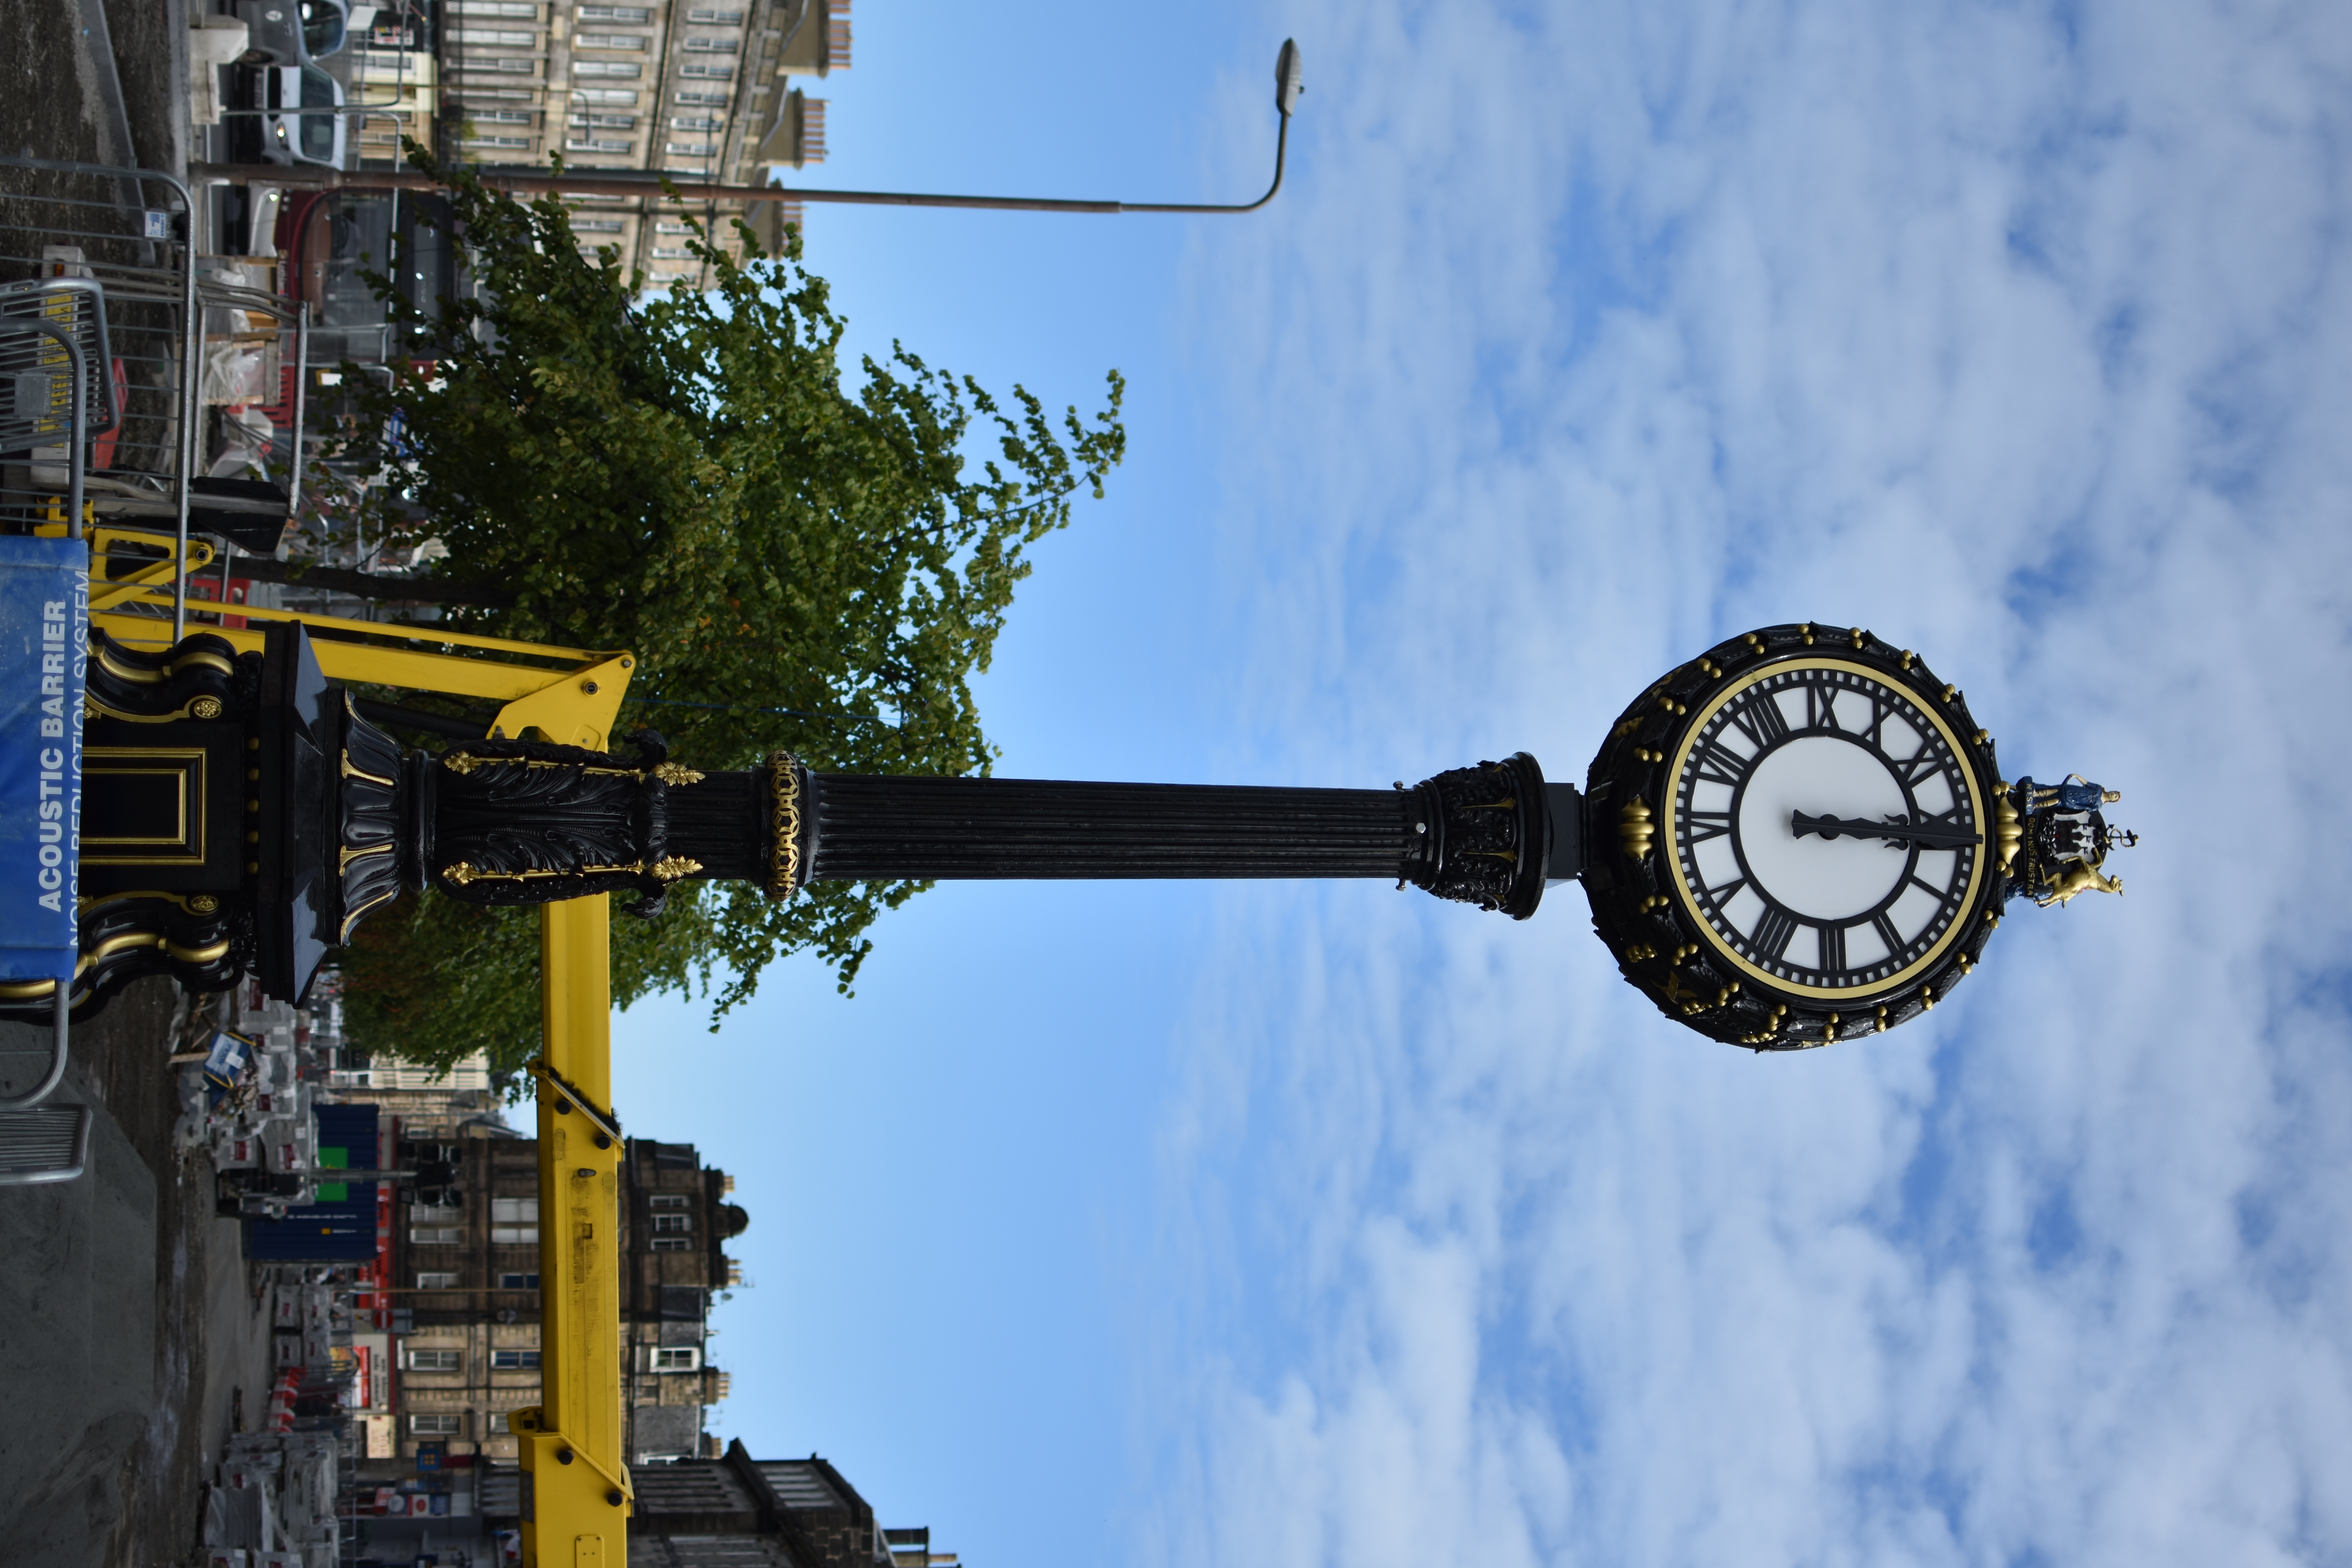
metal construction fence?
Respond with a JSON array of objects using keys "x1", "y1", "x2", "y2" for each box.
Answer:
[{"x1": 0, "y1": 154, "x2": 313, "y2": 641}]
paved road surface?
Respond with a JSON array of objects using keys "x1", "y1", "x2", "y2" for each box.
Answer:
[
  {"x1": 0, "y1": 987, "x2": 273, "y2": 1568},
  {"x1": 0, "y1": 5, "x2": 281, "y2": 1562},
  {"x1": 1, "y1": 0, "x2": 185, "y2": 176}
]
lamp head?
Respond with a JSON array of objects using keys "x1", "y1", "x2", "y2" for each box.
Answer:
[{"x1": 1275, "y1": 38, "x2": 1304, "y2": 116}]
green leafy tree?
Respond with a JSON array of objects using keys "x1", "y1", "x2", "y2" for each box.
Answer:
[{"x1": 332, "y1": 156, "x2": 1124, "y2": 1075}]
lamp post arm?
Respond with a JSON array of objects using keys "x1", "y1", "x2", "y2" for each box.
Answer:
[
  {"x1": 1122, "y1": 110, "x2": 1292, "y2": 214},
  {"x1": 191, "y1": 116, "x2": 1290, "y2": 216},
  {"x1": 187, "y1": 37, "x2": 1303, "y2": 216}
]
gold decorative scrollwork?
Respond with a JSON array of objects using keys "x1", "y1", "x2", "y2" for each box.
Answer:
[
  {"x1": 91, "y1": 644, "x2": 236, "y2": 685},
  {"x1": 766, "y1": 751, "x2": 803, "y2": 900},
  {"x1": 341, "y1": 752, "x2": 397, "y2": 788},
  {"x1": 340, "y1": 886, "x2": 402, "y2": 944},
  {"x1": 85, "y1": 696, "x2": 227, "y2": 725},
  {"x1": 339, "y1": 842, "x2": 394, "y2": 875},
  {"x1": 441, "y1": 855, "x2": 701, "y2": 887},
  {"x1": 441, "y1": 750, "x2": 703, "y2": 786}
]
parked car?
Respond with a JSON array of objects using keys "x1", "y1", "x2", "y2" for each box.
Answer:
[
  {"x1": 254, "y1": 62, "x2": 348, "y2": 169},
  {"x1": 236, "y1": 0, "x2": 350, "y2": 65}
]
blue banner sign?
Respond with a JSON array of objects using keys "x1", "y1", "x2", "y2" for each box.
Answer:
[
  {"x1": 245, "y1": 1105, "x2": 383, "y2": 1261},
  {"x1": 0, "y1": 536, "x2": 88, "y2": 982}
]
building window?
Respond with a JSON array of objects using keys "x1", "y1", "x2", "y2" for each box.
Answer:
[
  {"x1": 673, "y1": 89, "x2": 728, "y2": 105},
  {"x1": 651, "y1": 1212, "x2": 691, "y2": 1234},
  {"x1": 570, "y1": 219, "x2": 624, "y2": 234},
  {"x1": 454, "y1": 57, "x2": 538, "y2": 73},
  {"x1": 576, "y1": 31, "x2": 648, "y2": 49},
  {"x1": 449, "y1": 27, "x2": 538, "y2": 44},
  {"x1": 416, "y1": 1271, "x2": 459, "y2": 1289},
  {"x1": 649, "y1": 1236, "x2": 691, "y2": 1251},
  {"x1": 411, "y1": 1225, "x2": 465, "y2": 1245},
  {"x1": 453, "y1": 0, "x2": 539, "y2": 12},
  {"x1": 652, "y1": 1347, "x2": 701, "y2": 1372},
  {"x1": 668, "y1": 115, "x2": 723, "y2": 132},
  {"x1": 462, "y1": 134, "x2": 533, "y2": 149},
  {"x1": 681, "y1": 36, "x2": 738, "y2": 53},
  {"x1": 410, "y1": 1414, "x2": 464, "y2": 1436},
  {"x1": 491, "y1": 1349, "x2": 542, "y2": 1370},
  {"x1": 571, "y1": 86, "x2": 639, "y2": 104},
  {"x1": 499, "y1": 1271, "x2": 542, "y2": 1288},
  {"x1": 662, "y1": 142, "x2": 717, "y2": 158},
  {"x1": 489, "y1": 1197, "x2": 539, "y2": 1246},
  {"x1": 575, "y1": 2, "x2": 651, "y2": 18},
  {"x1": 679, "y1": 62, "x2": 733, "y2": 78},
  {"x1": 574, "y1": 60, "x2": 642, "y2": 78},
  {"x1": 467, "y1": 107, "x2": 535, "y2": 123},
  {"x1": 570, "y1": 112, "x2": 636, "y2": 129},
  {"x1": 686, "y1": 7, "x2": 744, "y2": 21},
  {"x1": 565, "y1": 137, "x2": 635, "y2": 153},
  {"x1": 407, "y1": 1348, "x2": 462, "y2": 1372}
]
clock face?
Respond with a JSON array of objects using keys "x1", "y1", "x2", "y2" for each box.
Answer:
[{"x1": 1663, "y1": 658, "x2": 1986, "y2": 1000}]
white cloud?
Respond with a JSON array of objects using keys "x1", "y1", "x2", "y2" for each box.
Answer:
[{"x1": 1139, "y1": 1, "x2": 2352, "y2": 1564}]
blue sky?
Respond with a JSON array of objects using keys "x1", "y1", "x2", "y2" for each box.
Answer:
[{"x1": 613, "y1": 3, "x2": 2352, "y2": 1564}]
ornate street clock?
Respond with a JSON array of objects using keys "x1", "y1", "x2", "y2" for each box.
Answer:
[
  {"x1": 24, "y1": 619, "x2": 2127, "y2": 1052},
  {"x1": 1577, "y1": 622, "x2": 2094, "y2": 1049}
]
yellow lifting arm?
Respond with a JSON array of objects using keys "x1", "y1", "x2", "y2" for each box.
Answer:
[
  {"x1": 510, "y1": 895, "x2": 635, "y2": 1563},
  {"x1": 91, "y1": 536, "x2": 637, "y2": 1563}
]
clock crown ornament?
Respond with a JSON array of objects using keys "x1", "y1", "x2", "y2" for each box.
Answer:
[{"x1": 2008, "y1": 773, "x2": 2135, "y2": 909}]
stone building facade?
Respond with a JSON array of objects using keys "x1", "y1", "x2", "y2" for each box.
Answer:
[
  {"x1": 623, "y1": 1138, "x2": 747, "y2": 1460},
  {"x1": 392, "y1": 1132, "x2": 746, "y2": 1465},
  {"x1": 442, "y1": 0, "x2": 851, "y2": 284},
  {"x1": 630, "y1": 1443, "x2": 959, "y2": 1568}
]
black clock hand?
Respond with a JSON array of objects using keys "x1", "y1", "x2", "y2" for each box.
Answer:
[{"x1": 1791, "y1": 811, "x2": 1983, "y2": 850}]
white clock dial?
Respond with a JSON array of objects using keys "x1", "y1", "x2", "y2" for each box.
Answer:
[{"x1": 1666, "y1": 659, "x2": 1984, "y2": 999}]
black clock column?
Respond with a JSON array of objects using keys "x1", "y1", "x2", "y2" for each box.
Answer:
[{"x1": 665, "y1": 753, "x2": 1581, "y2": 918}]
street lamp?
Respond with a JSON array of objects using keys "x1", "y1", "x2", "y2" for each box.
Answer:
[{"x1": 206, "y1": 39, "x2": 1307, "y2": 218}]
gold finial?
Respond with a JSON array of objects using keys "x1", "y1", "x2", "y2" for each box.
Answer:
[
  {"x1": 1993, "y1": 791, "x2": 2022, "y2": 873},
  {"x1": 1617, "y1": 798, "x2": 1655, "y2": 860}
]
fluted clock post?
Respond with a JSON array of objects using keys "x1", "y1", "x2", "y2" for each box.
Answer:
[{"x1": 34, "y1": 620, "x2": 2127, "y2": 1051}]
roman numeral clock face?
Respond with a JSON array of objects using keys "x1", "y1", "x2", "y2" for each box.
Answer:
[{"x1": 1663, "y1": 659, "x2": 1987, "y2": 1004}]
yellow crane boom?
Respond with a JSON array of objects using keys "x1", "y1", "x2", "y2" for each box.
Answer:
[{"x1": 97, "y1": 551, "x2": 637, "y2": 1565}]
